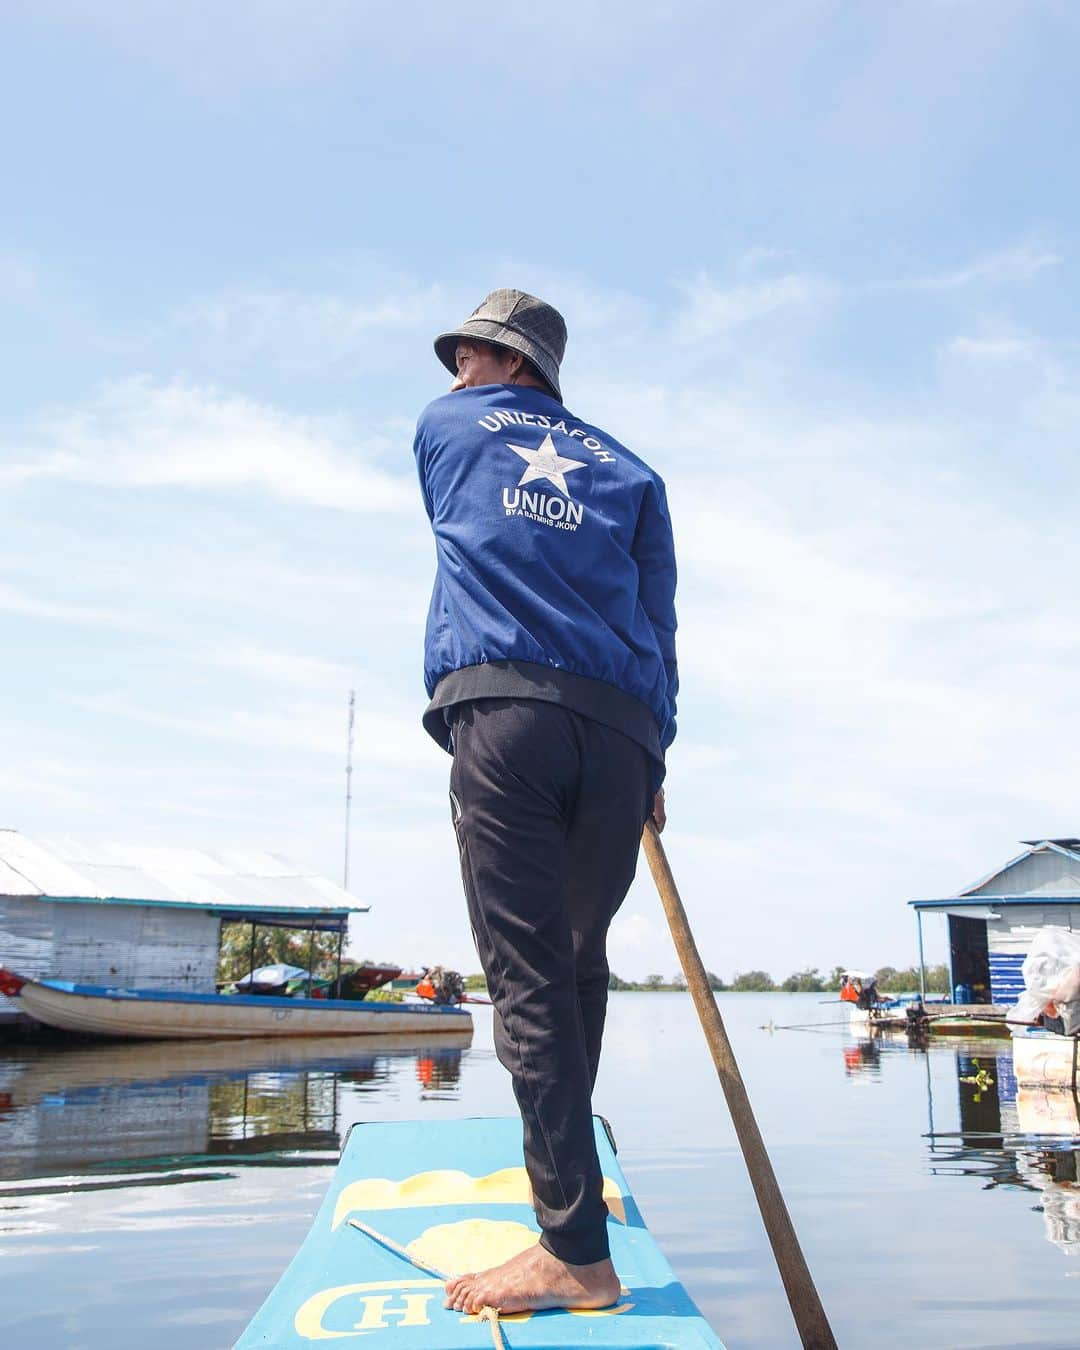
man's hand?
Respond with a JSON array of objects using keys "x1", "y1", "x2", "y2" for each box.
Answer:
[{"x1": 651, "y1": 787, "x2": 666, "y2": 833}]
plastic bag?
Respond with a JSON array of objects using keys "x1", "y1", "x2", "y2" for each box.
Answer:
[{"x1": 1011, "y1": 926, "x2": 1080, "y2": 1031}]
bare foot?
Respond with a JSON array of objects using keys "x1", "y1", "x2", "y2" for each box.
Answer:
[
  {"x1": 444, "y1": 1243, "x2": 620, "y2": 1315},
  {"x1": 443, "y1": 1272, "x2": 473, "y2": 1304}
]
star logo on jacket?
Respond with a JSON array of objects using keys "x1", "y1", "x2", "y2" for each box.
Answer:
[{"x1": 505, "y1": 433, "x2": 587, "y2": 498}]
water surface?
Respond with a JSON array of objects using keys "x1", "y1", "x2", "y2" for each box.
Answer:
[{"x1": 2, "y1": 993, "x2": 1078, "y2": 1348}]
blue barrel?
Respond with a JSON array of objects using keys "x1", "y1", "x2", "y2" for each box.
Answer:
[{"x1": 954, "y1": 982, "x2": 972, "y2": 1005}]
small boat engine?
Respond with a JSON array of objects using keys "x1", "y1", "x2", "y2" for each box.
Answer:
[{"x1": 424, "y1": 966, "x2": 465, "y2": 1006}]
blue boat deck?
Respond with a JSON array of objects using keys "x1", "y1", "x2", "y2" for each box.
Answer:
[{"x1": 237, "y1": 1115, "x2": 724, "y2": 1348}]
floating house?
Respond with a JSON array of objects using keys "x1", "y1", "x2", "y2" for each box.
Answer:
[
  {"x1": 0, "y1": 829, "x2": 368, "y2": 1028},
  {"x1": 910, "y1": 838, "x2": 1080, "y2": 1006}
]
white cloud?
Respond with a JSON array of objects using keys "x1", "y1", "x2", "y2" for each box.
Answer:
[
  {"x1": 945, "y1": 334, "x2": 1041, "y2": 363},
  {"x1": 0, "y1": 250, "x2": 37, "y2": 297},
  {"x1": 673, "y1": 272, "x2": 827, "y2": 341},
  {"x1": 2, "y1": 376, "x2": 414, "y2": 511},
  {"x1": 873, "y1": 241, "x2": 1061, "y2": 292},
  {"x1": 64, "y1": 689, "x2": 438, "y2": 771},
  {"x1": 183, "y1": 641, "x2": 354, "y2": 687},
  {"x1": 174, "y1": 284, "x2": 446, "y2": 366},
  {"x1": 0, "y1": 581, "x2": 139, "y2": 630},
  {"x1": 667, "y1": 241, "x2": 1060, "y2": 351}
]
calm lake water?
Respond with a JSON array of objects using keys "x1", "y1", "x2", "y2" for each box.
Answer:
[{"x1": 2, "y1": 992, "x2": 1079, "y2": 1349}]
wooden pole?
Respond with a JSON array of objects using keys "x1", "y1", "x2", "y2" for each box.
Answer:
[{"x1": 640, "y1": 821, "x2": 837, "y2": 1350}]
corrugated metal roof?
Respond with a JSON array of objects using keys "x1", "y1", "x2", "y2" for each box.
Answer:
[
  {"x1": 909, "y1": 838, "x2": 1080, "y2": 909},
  {"x1": 908, "y1": 896, "x2": 1077, "y2": 911},
  {"x1": 0, "y1": 829, "x2": 368, "y2": 918}
]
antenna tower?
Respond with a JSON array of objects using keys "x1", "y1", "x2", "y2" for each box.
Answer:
[{"x1": 344, "y1": 689, "x2": 356, "y2": 889}]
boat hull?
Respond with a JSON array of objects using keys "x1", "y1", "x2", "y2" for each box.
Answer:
[
  {"x1": 237, "y1": 1115, "x2": 724, "y2": 1348},
  {"x1": 8, "y1": 973, "x2": 472, "y2": 1040},
  {"x1": 849, "y1": 1004, "x2": 1010, "y2": 1037}
]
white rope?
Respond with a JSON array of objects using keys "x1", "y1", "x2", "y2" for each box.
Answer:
[
  {"x1": 348, "y1": 1218, "x2": 450, "y2": 1279},
  {"x1": 478, "y1": 1305, "x2": 507, "y2": 1349},
  {"x1": 348, "y1": 1218, "x2": 505, "y2": 1346}
]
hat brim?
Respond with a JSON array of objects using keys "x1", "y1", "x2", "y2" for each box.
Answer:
[{"x1": 434, "y1": 321, "x2": 561, "y2": 401}]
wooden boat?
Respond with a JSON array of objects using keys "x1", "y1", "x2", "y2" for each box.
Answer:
[
  {"x1": 237, "y1": 1115, "x2": 725, "y2": 1348},
  {"x1": 0, "y1": 967, "x2": 472, "y2": 1040},
  {"x1": 850, "y1": 1001, "x2": 1010, "y2": 1037}
]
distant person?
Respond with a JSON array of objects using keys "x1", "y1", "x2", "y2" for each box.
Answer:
[{"x1": 413, "y1": 289, "x2": 678, "y2": 1315}]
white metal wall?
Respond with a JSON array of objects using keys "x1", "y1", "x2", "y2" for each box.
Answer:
[
  {"x1": 973, "y1": 850, "x2": 1080, "y2": 898},
  {"x1": 132, "y1": 906, "x2": 220, "y2": 989},
  {"x1": 1, "y1": 897, "x2": 220, "y2": 1021},
  {"x1": 0, "y1": 896, "x2": 54, "y2": 1020},
  {"x1": 987, "y1": 905, "x2": 1078, "y2": 955}
]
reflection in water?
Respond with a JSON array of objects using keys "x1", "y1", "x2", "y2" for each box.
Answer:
[
  {"x1": 843, "y1": 1040, "x2": 882, "y2": 1079},
  {"x1": 920, "y1": 1041, "x2": 1080, "y2": 1263},
  {"x1": 1026, "y1": 1150, "x2": 1080, "y2": 1257},
  {"x1": 0, "y1": 1032, "x2": 471, "y2": 1188},
  {"x1": 842, "y1": 1035, "x2": 927, "y2": 1081},
  {"x1": 843, "y1": 1029, "x2": 1080, "y2": 1264},
  {"x1": 415, "y1": 1048, "x2": 464, "y2": 1098},
  {"x1": 956, "y1": 1050, "x2": 1010, "y2": 1142}
]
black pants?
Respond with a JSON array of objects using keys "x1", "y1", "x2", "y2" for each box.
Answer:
[{"x1": 448, "y1": 698, "x2": 654, "y2": 1265}]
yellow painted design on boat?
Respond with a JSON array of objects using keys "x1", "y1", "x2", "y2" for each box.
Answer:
[
  {"x1": 408, "y1": 1218, "x2": 538, "y2": 1274},
  {"x1": 293, "y1": 1274, "x2": 634, "y2": 1339},
  {"x1": 332, "y1": 1166, "x2": 625, "y2": 1229},
  {"x1": 294, "y1": 1279, "x2": 442, "y2": 1339},
  {"x1": 569, "y1": 1301, "x2": 635, "y2": 1317},
  {"x1": 461, "y1": 1300, "x2": 636, "y2": 1324}
]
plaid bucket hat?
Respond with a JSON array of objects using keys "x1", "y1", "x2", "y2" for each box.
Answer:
[{"x1": 434, "y1": 288, "x2": 567, "y2": 401}]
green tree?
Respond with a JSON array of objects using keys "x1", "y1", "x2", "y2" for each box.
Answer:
[
  {"x1": 926, "y1": 963, "x2": 951, "y2": 994},
  {"x1": 875, "y1": 965, "x2": 926, "y2": 993},
  {"x1": 645, "y1": 973, "x2": 664, "y2": 990},
  {"x1": 781, "y1": 966, "x2": 825, "y2": 993},
  {"x1": 732, "y1": 969, "x2": 775, "y2": 992},
  {"x1": 217, "y1": 922, "x2": 342, "y2": 983},
  {"x1": 823, "y1": 965, "x2": 847, "y2": 991},
  {"x1": 705, "y1": 970, "x2": 727, "y2": 991},
  {"x1": 868, "y1": 963, "x2": 952, "y2": 994},
  {"x1": 464, "y1": 973, "x2": 489, "y2": 991}
]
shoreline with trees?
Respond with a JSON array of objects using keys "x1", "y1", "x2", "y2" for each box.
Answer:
[{"x1": 603, "y1": 963, "x2": 951, "y2": 994}]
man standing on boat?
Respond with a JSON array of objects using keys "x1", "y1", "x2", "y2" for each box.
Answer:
[{"x1": 414, "y1": 288, "x2": 678, "y2": 1315}]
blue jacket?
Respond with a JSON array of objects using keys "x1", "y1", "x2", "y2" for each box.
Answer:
[{"x1": 414, "y1": 384, "x2": 678, "y2": 754}]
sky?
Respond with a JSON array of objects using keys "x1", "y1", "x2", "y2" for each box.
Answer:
[{"x1": 2, "y1": 0, "x2": 1079, "y2": 983}]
